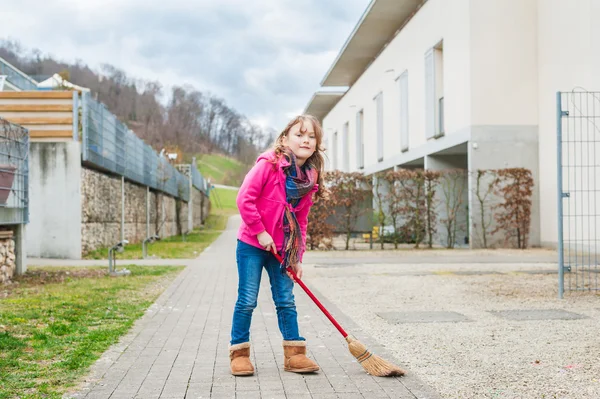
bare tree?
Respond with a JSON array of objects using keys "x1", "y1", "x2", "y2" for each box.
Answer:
[
  {"x1": 307, "y1": 196, "x2": 335, "y2": 250},
  {"x1": 473, "y1": 169, "x2": 499, "y2": 248},
  {"x1": 423, "y1": 170, "x2": 441, "y2": 248},
  {"x1": 492, "y1": 168, "x2": 534, "y2": 249},
  {"x1": 325, "y1": 171, "x2": 371, "y2": 250},
  {"x1": 439, "y1": 170, "x2": 467, "y2": 249},
  {"x1": 384, "y1": 171, "x2": 404, "y2": 249},
  {"x1": 372, "y1": 172, "x2": 388, "y2": 249}
]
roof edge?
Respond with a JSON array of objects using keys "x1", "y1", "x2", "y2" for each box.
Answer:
[
  {"x1": 319, "y1": 0, "x2": 377, "y2": 87},
  {"x1": 319, "y1": 0, "x2": 426, "y2": 87}
]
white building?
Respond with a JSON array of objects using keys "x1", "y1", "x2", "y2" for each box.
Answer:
[
  {"x1": 37, "y1": 73, "x2": 91, "y2": 92},
  {"x1": 305, "y1": 0, "x2": 600, "y2": 249}
]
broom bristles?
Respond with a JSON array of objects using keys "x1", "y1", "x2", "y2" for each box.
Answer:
[{"x1": 346, "y1": 336, "x2": 405, "y2": 377}]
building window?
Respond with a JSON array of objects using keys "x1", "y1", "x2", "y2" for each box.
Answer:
[
  {"x1": 332, "y1": 131, "x2": 338, "y2": 170},
  {"x1": 374, "y1": 92, "x2": 383, "y2": 162},
  {"x1": 425, "y1": 40, "x2": 444, "y2": 139},
  {"x1": 398, "y1": 71, "x2": 409, "y2": 152},
  {"x1": 356, "y1": 110, "x2": 364, "y2": 169},
  {"x1": 342, "y1": 122, "x2": 349, "y2": 171}
]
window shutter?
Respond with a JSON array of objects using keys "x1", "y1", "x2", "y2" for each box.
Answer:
[
  {"x1": 425, "y1": 48, "x2": 435, "y2": 139},
  {"x1": 375, "y1": 93, "x2": 383, "y2": 162},
  {"x1": 399, "y1": 71, "x2": 409, "y2": 151}
]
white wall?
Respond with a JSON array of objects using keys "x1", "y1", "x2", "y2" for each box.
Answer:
[
  {"x1": 28, "y1": 142, "x2": 82, "y2": 258},
  {"x1": 466, "y1": 0, "x2": 541, "y2": 248},
  {"x1": 323, "y1": 0, "x2": 472, "y2": 173},
  {"x1": 469, "y1": 0, "x2": 538, "y2": 126},
  {"x1": 537, "y1": 0, "x2": 600, "y2": 247}
]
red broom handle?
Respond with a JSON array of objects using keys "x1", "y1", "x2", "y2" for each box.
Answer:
[{"x1": 272, "y1": 251, "x2": 348, "y2": 338}]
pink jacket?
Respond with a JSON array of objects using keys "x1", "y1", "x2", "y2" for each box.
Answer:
[{"x1": 236, "y1": 150, "x2": 318, "y2": 262}]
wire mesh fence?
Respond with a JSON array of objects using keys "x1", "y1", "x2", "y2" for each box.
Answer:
[
  {"x1": 176, "y1": 162, "x2": 209, "y2": 196},
  {"x1": 81, "y1": 92, "x2": 194, "y2": 201},
  {"x1": 0, "y1": 118, "x2": 29, "y2": 224},
  {"x1": 191, "y1": 161, "x2": 208, "y2": 193},
  {"x1": 557, "y1": 91, "x2": 600, "y2": 297}
]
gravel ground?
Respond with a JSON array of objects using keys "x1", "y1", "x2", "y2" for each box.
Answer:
[{"x1": 301, "y1": 250, "x2": 600, "y2": 399}]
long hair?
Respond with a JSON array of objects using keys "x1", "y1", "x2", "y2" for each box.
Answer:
[{"x1": 272, "y1": 114, "x2": 326, "y2": 199}]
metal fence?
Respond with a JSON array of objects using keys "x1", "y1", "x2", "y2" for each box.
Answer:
[
  {"x1": 0, "y1": 118, "x2": 29, "y2": 224},
  {"x1": 176, "y1": 161, "x2": 209, "y2": 195},
  {"x1": 557, "y1": 91, "x2": 600, "y2": 297},
  {"x1": 191, "y1": 160, "x2": 208, "y2": 193},
  {"x1": 81, "y1": 92, "x2": 193, "y2": 201}
]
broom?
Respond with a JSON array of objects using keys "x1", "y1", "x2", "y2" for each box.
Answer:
[{"x1": 271, "y1": 251, "x2": 405, "y2": 377}]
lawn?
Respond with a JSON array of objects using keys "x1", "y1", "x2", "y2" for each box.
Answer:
[
  {"x1": 197, "y1": 153, "x2": 248, "y2": 186},
  {"x1": 210, "y1": 187, "x2": 239, "y2": 214},
  {"x1": 0, "y1": 265, "x2": 184, "y2": 399}
]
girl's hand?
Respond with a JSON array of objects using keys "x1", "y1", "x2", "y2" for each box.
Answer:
[
  {"x1": 257, "y1": 231, "x2": 276, "y2": 253},
  {"x1": 287, "y1": 263, "x2": 303, "y2": 281}
]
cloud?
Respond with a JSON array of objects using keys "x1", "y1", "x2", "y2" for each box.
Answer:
[{"x1": 0, "y1": 0, "x2": 370, "y2": 129}]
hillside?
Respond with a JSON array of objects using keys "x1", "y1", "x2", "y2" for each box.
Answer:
[
  {"x1": 0, "y1": 40, "x2": 273, "y2": 165},
  {"x1": 198, "y1": 153, "x2": 249, "y2": 187}
]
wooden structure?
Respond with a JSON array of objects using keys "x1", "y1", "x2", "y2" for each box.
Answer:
[{"x1": 0, "y1": 91, "x2": 77, "y2": 140}]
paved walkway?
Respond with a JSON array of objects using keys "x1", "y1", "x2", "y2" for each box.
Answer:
[{"x1": 67, "y1": 216, "x2": 441, "y2": 399}]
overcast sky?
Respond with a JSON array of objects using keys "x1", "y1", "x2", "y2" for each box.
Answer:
[{"x1": 1, "y1": 0, "x2": 369, "y2": 130}]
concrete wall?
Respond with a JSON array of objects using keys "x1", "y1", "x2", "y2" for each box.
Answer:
[
  {"x1": 425, "y1": 155, "x2": 469, "y2": 247},
  {"x1": 28, "y1": 141, "x2": 82, "y2": 258},
  {"x1": 469, "y1": 127, "x2": 540, "y2": 248}
]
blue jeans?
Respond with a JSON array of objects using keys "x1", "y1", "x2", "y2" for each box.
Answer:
[{"x1": 230, "y1": 240, "x2": 305, "y2": 345}]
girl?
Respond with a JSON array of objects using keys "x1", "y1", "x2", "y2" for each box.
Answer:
[{"x1": 229, "y1": 114, "x2": 326, "y2": 376}]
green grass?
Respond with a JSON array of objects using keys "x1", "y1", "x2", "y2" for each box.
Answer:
[
  {"x1": 210, "y1": 187, "x2": 239, "y2": 214},
  {"x1": 0, "y1": 265, "x2": 184, "y2": 399},
  {"x1": 197, "y1": 153, "x2": 248, "y2": 186}
]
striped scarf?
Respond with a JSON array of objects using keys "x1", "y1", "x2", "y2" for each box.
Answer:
[{"x1": 281, "y1": 148, "x2": 317, "y2": 271}]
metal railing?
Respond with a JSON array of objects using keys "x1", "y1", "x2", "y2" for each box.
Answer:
[
  {"x1": 0, "y1": 57, "x2": 38, "y2": 91},
  {"x1": 81, "y1": 92, "x2": 190, "y2": 201},
  {"x1": 0, "y1": 118, "x2": 29, "y2": 224}
]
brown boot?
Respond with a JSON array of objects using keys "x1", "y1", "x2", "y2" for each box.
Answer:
[
  {"x1": 229, "y1": 342, "x2": 254, "y2": 376},
  {"x1": 283, "y1": 340, "x2": 320, "y2": 373}
]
